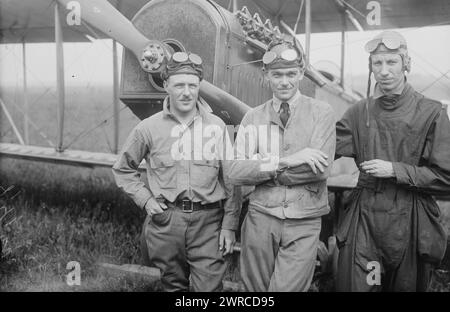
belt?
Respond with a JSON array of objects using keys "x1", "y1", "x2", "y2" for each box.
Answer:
[{"x1": 166, "y1": 199, "x2": 221, "y2": 213}]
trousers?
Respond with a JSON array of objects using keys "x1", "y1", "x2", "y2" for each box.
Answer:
[
  {"x1": 145, "y1": 205, "x2": 225, "y2": 291},
  {"x1": 240, "y1": 208, "x2": 321, "y2": 291}
]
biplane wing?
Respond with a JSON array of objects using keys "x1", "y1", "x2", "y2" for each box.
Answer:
[
  {"x1": 215, "y1": 0, "x2": 450, "y2": 32},
  {"x1": 2, "y1": 0, "x2": 450, "y2": 44},
  {"x1": 0, "y1": 0, "x2": 149, "y2": 43}
]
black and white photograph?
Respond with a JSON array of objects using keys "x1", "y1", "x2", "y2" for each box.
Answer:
[{"x1": 0, "y1": 0, "x2": 449, "y2": 301}]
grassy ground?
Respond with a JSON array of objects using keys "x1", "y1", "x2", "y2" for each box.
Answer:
[
  {"x1": 1, "y1": 188, "x2": 449, "y2": 292},
  {"x1": 0, "y1": 188, "x2": 162, "y2": 292}
]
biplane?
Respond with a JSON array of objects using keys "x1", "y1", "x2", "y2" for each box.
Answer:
[{"x1": 1, "y1": 0, "x2": 450, "y2": 287}]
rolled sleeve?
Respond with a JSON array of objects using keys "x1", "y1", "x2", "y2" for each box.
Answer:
[
  {"x1": 112, "y1": 125, "x2": 154, "y2": 209},
  {"x1": 220, "y1": 185, "x2": 242, "y2": 230}
]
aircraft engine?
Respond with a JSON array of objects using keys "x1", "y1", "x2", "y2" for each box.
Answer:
[{"x1": 120, "y1": 0, "x2": 316, "y2": 123}]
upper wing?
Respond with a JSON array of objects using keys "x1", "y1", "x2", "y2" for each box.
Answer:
[
  {"x1": 3, "y1": 0, "x2": 449, "y2": 44},
  {"x1": 215, "y1": 0, "x2": 450, "y2": 33},
  {"x1": 0, "y1": 0, "x2": 148, "y2": 43}
]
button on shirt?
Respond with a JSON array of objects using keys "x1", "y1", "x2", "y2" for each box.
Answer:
[{"x1": 112, "y1": 97, "x2": 240, "y2": 230}]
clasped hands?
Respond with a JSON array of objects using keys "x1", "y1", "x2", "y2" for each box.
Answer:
[{"x1": 359, "y1": 159, "x2": 394, "y2": 178}]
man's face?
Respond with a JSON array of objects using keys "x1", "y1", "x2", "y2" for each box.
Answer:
[
  {"x1": 266, "y1": 67, "x2": 303, "y2": 101},
  {"x1": 371, "y1": 53, "x2": 405, "y2": 93},
  {"x1": 164, "y1": 74, "x2": 200, "y2": 115}
]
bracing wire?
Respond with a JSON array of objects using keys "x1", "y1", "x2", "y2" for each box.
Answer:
[
  {"x1": 420, "y1": 68, "x2": 450, "y2": 93},
  {"x1": 63, "y1": 105, "x2": 128, "y2": 150},
  {"x1": 0, "y1": 97, "x2": 55, "y2": 147}
]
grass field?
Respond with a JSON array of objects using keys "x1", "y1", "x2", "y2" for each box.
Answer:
[
  {"x1": 0, "y1": 186, "x2": 163, "y2": 291},
  {"x1": 1, "y1": 187, "x2": 449, "y2": 292}
]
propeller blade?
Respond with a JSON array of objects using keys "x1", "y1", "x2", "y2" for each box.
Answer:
[
  {"x1": 57, "y1": 0, "x2": 149, "y2": 59},
  {"x1": 200, "y1": 80, "x2": 250, "y2": 125}
]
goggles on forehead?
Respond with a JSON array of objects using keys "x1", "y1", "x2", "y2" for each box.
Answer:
[
  {"x1": 162, "y1": 51, "x2": 203, "y2": 81},
  {"x1": 365, "y1": 36, "x2": 406, "y2": 53},
  {"x1": 170, "y1": 52, "x2": 202, "y2": 65},
  {"x1": 262, "y1": 49, "x2": 299, "y2": 65}
]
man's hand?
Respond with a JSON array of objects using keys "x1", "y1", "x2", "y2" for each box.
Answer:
[
  {"x1": 279, "y1": 148, "x2": 329, "y2": 174},
  {"x1": 219, "y1": 229, "x2": 236, "y2": 256},
  {"x1": 360, "y1": 159, "x2": 394, "y2": 178},
  {"x1": 144, "y1": 197, "x2": 168, "y2": 216}
]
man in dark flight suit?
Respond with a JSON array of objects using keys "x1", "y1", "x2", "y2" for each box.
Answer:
[{"x1": 335, "y1": 31, "x2": 450, "y2": 291}]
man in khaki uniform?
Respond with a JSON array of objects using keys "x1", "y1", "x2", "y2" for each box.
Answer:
[
  {"x1": 229, "y1": 39, "x2": 336, "y2": 291},
  {"x1": 113, "y1": 52, "x2": 240, "y2": 291}
]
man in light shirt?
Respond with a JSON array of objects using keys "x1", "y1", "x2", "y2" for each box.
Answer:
[
  {"x1": 113, "y1": 52, "x2": 239, "y2": 291},
  {"x1": 229, "y1": 38, "x2": 336, "y2": 291}
]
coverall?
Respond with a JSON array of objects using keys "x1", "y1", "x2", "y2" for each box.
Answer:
[{"x1": 335, "y1": 83, "x2": 450, "y2": 291}]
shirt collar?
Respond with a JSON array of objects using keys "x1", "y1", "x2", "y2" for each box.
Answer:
[
  {"x1": 272, "y1": 90, "x2": 301, "y2": 113},
  {"x1": 373, "y1": 79, "x2": 406, "y2": 99},
  {"x1": 162, "y1": 96, "x2": 212, "y2": 120}
]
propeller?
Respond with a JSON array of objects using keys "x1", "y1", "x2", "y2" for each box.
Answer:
[
  {"x1": 56, "y1": 0, "x2": 251, "y2": 124},
  {"x1": 57, "y1": 0, "x2": 171, "y2": 73},
  {"x1": 199, "y1": 81, "x2": 250, "y2": 124}
]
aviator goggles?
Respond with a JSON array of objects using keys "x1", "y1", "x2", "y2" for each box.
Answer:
[
  {"x1": 170, "y1": 52, "x2": 202, "y2": 66},
  {"x1": 162, "y1": 51, "x2": 203, "y2": 80},
  {"x1": 262, "y1": 48, "x2": 300, "y2": 65},
  {"x1": 365, "y1": 35, "x2": 406, "y2": 53}
]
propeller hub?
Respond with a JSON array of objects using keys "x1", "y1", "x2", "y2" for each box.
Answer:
[{"x1": 140, "y1": 41, "x2": 169, "y2": 73}]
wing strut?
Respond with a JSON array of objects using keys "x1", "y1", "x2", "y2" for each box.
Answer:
[
  {"x1": 112, "y1": 40, "x2": 120, "y2": 154},
  {"x1": 305, "y1": 0, "x2": 311, "y2": 67},
  {"x1": 55, "y1": 2, "x2": 66, "y2": 153},
  {"x1": 22, "y1": 39, "x2": 29, "y2": 144},
  {"x1": 340, "y1": 16, "x2": 346, "y2": 88}
]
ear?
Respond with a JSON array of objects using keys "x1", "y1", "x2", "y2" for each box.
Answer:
[
  {"x1": 163, "y1": 78, "x2": 169, "y2": 90},
  {"x1": 263, "y1": 69, "x2": 270, "y2": 82},
  {"x1": 404, "y1": 55, "x2": 411, "y2": 73},
  {"x1": 298, "y1": 68, "x2": 305, "y2": 80}
]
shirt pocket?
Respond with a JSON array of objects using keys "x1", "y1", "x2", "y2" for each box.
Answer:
[
  {"x1": 292, "y1": 181, "x2": 327, "y2": 209},
  {"x1": 150, "y1": 155, "x2": 177, "y2": 189},
  {"x1": 191, "y1": 159, "x2": 219, "y2": 188}
]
